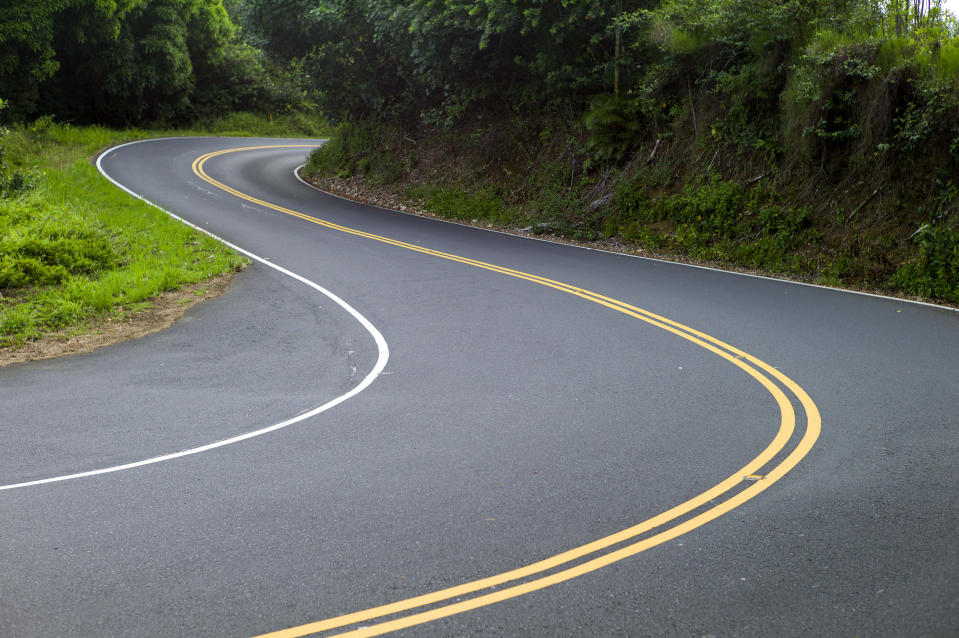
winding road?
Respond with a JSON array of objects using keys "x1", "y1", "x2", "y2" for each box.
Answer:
[{"x1": 2, "y1": 137, "x2": 957, "y2": 637}]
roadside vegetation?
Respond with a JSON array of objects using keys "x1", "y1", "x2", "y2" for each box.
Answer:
[
  {"x1": 2, "y1": 1, "x2": 957, "y2": 356},
  {"x1": 0, "y1": 109, "x2": 327, "y2": 350},
  {"x1": 0, "y1": 102, "x2": 323, "y2": 348},
  {"x1": 297, "y1": 1, "x2": 959, "y2": 305},
  {"x1": 0, "y1": 0, "x2": 328, "y2": 352}
]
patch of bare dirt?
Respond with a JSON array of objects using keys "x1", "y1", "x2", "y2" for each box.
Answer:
[{"x1": 0, "y1": 271, "x2": 238, "y2": 368}]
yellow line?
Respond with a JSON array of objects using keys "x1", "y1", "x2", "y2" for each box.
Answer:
[{"x1": 190, "y1": 145, "x2": 821, "y2": 637}]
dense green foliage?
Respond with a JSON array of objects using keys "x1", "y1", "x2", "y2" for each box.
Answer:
[
  {"x1": 0, "y1": 1, "x2": 69, "y2": 122},
  {"x1": 0, "y1": 1, "x2": 334, "y2": 349},
  {"x1": 300, "y1": 0, "x2": 959, "y2": 303},
  {"x1": 1, "y1": 0, "x2": 311, "y2": 125},
  {"x1": 890, "y1": 223, "x2": 959, "y2": 299},
  {"x1": 246, "y1": 0, "x2": 651, "y2": 124}
]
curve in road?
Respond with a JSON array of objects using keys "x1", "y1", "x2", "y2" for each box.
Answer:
[
  {"x1": 195, "y1": 144, "x2": 817, "y2": 635},
  {"x1": 5, "y1": 138, "x2": 956, "y2": 638},
  {"x1": 0, "y1": 141, "x2": 390, "y2": 491}
]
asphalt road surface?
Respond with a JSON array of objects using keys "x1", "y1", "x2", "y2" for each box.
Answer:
[{"x1": 2, "y1": 137, "x2": 957, "y2": 637}]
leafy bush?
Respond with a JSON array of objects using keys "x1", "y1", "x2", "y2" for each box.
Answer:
[
  {"x1": 889, "y1": 225, "x2": 959, "y2": 302},
  {"x1": 406, "y1": 185, "x2": 507, "y2": 223},
  {"x1": 304, "y1": 122, "x2": 382, "y2": 178},
  {"x1": 663, "y1": 176, "x2": 745, "y2": 236},
  {"x1": 191, "y1": 43, "x2": 314, "y2": 119}
]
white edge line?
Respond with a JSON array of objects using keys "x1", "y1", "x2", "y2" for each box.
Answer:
[
  {"x1": 0, "y1": 137, "x2": 388, "y2": 491},
  {"x1": 293, "y1": 166, "x2": 958, "y2": 314}
]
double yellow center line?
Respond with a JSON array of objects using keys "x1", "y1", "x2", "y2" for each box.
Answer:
[{"x1": 192, "y1": 145, "x2": 821, "y2": 638}]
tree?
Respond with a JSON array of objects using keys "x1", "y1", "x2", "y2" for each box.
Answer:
[
  {"x1": 0, "y1": 0, "x2": 71, "y2": 121},
  {"x1": 267, "y1": 0, "x2": 650, "y2": 124}
]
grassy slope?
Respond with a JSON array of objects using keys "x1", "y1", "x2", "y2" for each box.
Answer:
[{"x1": 0, "y1": 113, "x2": 328, "y2": 348}]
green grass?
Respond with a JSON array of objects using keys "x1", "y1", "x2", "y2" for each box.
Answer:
[{"x1": 0, "y1": 112, "x2": 329, "y2": 349}]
